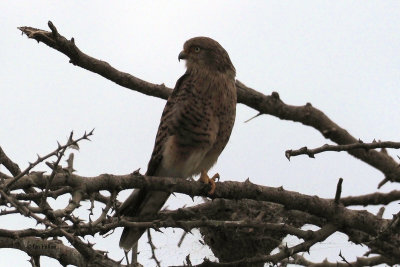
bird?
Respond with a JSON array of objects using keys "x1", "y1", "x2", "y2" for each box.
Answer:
[{"x1": 118, "y1": 36, "x2": 237, "y2": 251}]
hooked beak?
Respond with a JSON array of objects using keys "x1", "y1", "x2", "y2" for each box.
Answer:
[{"x1": 178, "y1": 50, "x2": 187, "y2": 61}]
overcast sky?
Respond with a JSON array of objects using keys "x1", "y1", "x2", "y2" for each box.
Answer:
[{"x1": 1, "y1": 1, "x2": 400, "y2": 266}]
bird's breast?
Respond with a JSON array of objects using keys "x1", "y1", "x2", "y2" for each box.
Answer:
[
  {"x1": 160, "y1": 73, "x2": 236, "y2": 178},
  {"x1": 161, "y1": 135, "x2": 209, "y2": 178}
]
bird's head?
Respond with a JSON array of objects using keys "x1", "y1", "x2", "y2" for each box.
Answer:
[{"x1": 178, "y1": 37, "x2": 236, "y2": 78}]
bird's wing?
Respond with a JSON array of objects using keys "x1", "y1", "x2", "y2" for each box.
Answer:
[
  {"x1": 146, "y1": 72, "x2": 190, "y2": 176},
  {"x1": 119, "y1": 73, "x2": 192, "y2": 250},
  {"x1": 118, "y1": 73, "x2": 189, "y2": 214}
]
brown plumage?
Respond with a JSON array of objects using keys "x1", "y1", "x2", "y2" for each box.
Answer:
[{"x1": 119, "y1": 37, "x2": 237, "y2": 251}]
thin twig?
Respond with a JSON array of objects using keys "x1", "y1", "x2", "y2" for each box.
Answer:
[
  {"x1": 147, "y1": 229, "x2": 161, "y2": 267},
  {"x1": 40, "y1": 132, "x2": 73, "y2": 208},
  {"x1": 91, "y1": 191, "x2": 117, "y2": 227},
  {"x1": 0, "y1": 189, "x2": 57, "y2": 228},
  {"x1": 339, "y1": 250, "x2": 353, "y2": 266},
  {"x1": 4, "y1": 129, "x2": 93, "y2": 190},
  {"x1": 286, "y1": 141, "x2": 400, "y2": 159}
]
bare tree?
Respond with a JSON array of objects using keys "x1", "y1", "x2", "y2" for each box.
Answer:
[{"x1": 1, "y1": 21, "x2": 399, "y2": 266}]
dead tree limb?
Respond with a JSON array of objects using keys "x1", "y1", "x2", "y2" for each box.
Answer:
[{"x1": 286, "y1": 140, "x2": 400, "y2": 159}]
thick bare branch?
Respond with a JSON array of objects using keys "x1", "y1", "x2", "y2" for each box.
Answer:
[
  {"x1": 0, "y1": 146, "x2": 22, "y2": 176},
  {"x1": 8, "y1": 172, "x2": 390, "y2": 242},
  {"x1": 235, "y1": 82, "x2": 400, "y2": 188},
  {"x1": 0, "y1": 237, "x2": 87, "y2": 266},
  {"x1": 340, "y1": 190, "x2": 400, "y2": 206},
  {"x1": 0, "y1": 235, "x2": 124, "y2": 267},
  {"x1": 18, "y1": 23, "x2": 171, "y2": 100},
  {"x1": 0, "y1": 217, "x2": 314, "y2": 241},
  {"x1": 14, "y1": 187, "x2": 73, "y2": 201}
]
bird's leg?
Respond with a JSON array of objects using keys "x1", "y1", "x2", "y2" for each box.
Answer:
[
  {"x1": 124, "y1": 250, "x2": 130, "y2": 266},
  {"x1": 131, "y1": 243, "x2": 138, "y2": 265},
  {"x1": 198, "y1": 170, "x2": 219, "y2": 194}
]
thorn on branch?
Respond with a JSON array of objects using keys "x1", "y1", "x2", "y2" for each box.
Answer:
[
  {"x1": 271, "y1": 91, "x2": 280, "y2": 100},
  {"x1": 378, "y1": 176, "x2": 390, "y2": 189},
  {"x1": 339, "y1": 250, "x2": 353, "y2": 266},
  {"x1": 285, "y1": 150, "x2": 291, "y2": 161},
  {"x1": 244, "y1": 112, "x2": 262, "y2": 123},
  {"x1": 177, "y1": 231, "x2": 187, "y2": 247},
  {"x1": 132, "y1": 168, "x2": 141, "y2": 175},
  {"x1": 185, "y1": 254, "x2": 192, "y2": 266}
]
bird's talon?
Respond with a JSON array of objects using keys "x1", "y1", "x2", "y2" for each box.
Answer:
[
  {"x1": 208, "y1": 179, "x2": 216, "y2": 195},
  {"x1": 211, "y1": 173, "x2": 220, "y2": 182},
  {"x1": 199, "y1": 171, "x2": 219, "y2": 195}
]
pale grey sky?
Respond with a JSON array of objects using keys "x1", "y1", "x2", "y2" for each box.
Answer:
[{"x1": 1, "y1": 1, "x2": 400, "y2": 266}]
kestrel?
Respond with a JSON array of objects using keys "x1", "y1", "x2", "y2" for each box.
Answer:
[{"x1": 119, "y1": 37, "x2": 237, "y2": 251}]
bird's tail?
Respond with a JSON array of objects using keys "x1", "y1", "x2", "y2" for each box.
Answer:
[
  {"x1": 119, "y1": 190, "x2": 171, "y2": 251},
  {"x1": 119, "y1": 226, "x2": 145, "y2": 251}
]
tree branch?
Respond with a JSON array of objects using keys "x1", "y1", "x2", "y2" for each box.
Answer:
[
  {"x1": 7, "y1": 172, "x2": 392, "y2": 247},
  {"x1": 0, "y1": 237, "x2": 86, "y2": 266},
  {"x1": 5, "y1": 129, "x2": 93, "y2": 190},
  {"x1": 0, "y1": 217, "x2": 315, "y2": 241},
  {"x1": 0, "y1": 146, "x2": 22, "y2": 176},
  {"x1": 147, "y1": 229, "x2": 161, "y2": 267},
  {"x1": 0, "y1": 236, "x2": 125, "y2": 267},
  {"x1": 284, "y1": 253, "x2": 394, "y2": 267},
  {"x1": 340, "y1": 190, "x2": 400, "y2": 206},
  {"x1": 286, "y1": 140, "x2": 400, "y2": 159}
]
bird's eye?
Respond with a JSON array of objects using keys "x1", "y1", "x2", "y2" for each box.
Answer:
[{"x1": 194, "y1": 46, "x2": 201, "y2": 53}]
